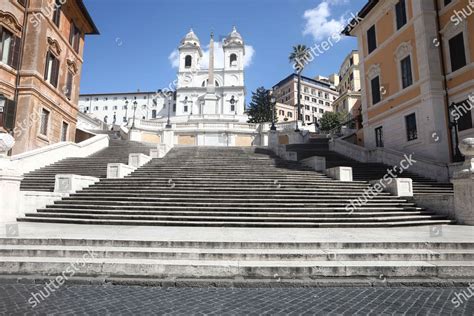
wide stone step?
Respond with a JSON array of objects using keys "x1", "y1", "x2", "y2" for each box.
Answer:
[
  {"x1": 61, "y1": 196, "x2": 415, "y2": 205},
  {"x1": 67, "y1": 192, "x2": 409, "y2": 201},
  {"x1": 2, "y1": 256, "x2": 471, "y2": 278},
  {"x1": 18, "y1": 213, "x2": 453, "y2": 228},
  {"x1": 1, "y1": 245, "x2": 473, "y2": 261},
  {"x1": 44, "y1": 204, "x2": 424, "y2": 212},
  {"x1": 2, "y1": 238, "x2": 471, "y2": 249},
  {"x1": 36, "y1": 208, "x2": 433, "y2": 217}
]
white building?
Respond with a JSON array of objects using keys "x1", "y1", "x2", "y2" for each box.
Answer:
[
  {"x1": 78, "y1": 91, "x2": 174, "y2": 125},
  {"x1": 272, "y1": 74, "x2": 339, "y2": 125},
  {"x1": 333, "y1": 50, "x2": 361, "y2": 114},
  {"x1": 175, "y1": 28, "x2": 246, "y2": 121}
]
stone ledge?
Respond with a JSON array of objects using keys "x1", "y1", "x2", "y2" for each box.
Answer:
[{"x1": 0, "y1": 275, "x2": 472, "y2": 288}]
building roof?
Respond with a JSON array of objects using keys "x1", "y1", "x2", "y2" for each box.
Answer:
[
  {"x1": 79, "y1": 91, "x2": 171, "y2": 98},
  {"x1": 77, "y1": 0, "x2": 99, "y2": 35},
  {"x1": 342, "y1": 0, "x2": 379, "y2": 36},
  {"x1": 272, "y1": 74, "x2": 336, "y2": 91}
]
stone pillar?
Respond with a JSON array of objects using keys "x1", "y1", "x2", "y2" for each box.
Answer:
[
  {"x1": 163, "y1": 129, "x2": 175, "y2": 148},
  {"x1": 452, "y1": 138, "x2": 474, "y2": 225},
  {"x1": 0, "y1": 133, "x2": 23, "y2": 223},
  {"x1": 129, "y1": 129, "x2": 142, "y2": 141},
  {"x1": 268, "y1": 131, "x2": 278, "y2": 152}
]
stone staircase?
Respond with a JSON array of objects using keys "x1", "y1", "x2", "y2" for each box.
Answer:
[
  {"x1": 286, "y1": 139, "x2": 454, "y2": 196},
  {"x1": 0, "y1": 237, "x2": 473, "y2": 280},
  {"x1": 19, "y1": 140, "x2": 155, "y2": 192},
  {"x1": 18, "y1": 146, "x2": 454, "y2": 227}
]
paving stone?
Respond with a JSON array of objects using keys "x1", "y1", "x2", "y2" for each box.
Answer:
[{"x1": 0, "y1": 284, "x2": 473, "y2": 315}]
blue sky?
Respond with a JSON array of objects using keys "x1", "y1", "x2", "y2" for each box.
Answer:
[{"x1": 81, "y1": 0, "x2": 367, "y2": 101}]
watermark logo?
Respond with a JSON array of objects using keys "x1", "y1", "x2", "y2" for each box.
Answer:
[
  {"x1": 5, "y1": 224, "x2": 19, "y2": 237},
  {"x1": 429, "y1": 225, "x2": 443, "y2": 238}
]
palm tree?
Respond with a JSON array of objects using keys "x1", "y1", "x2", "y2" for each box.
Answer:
[{"x1": 289, "y1": 45, "x2": 310, "y2": 131}]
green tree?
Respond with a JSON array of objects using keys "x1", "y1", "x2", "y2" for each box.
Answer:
[
  {"x1": 289, "y1": 45, "x2": 310, "y2": 128},
  {"x1": 247, "y1": 87, "x2": 276, "y2": 123},
  {"x1": 319, "y1": 111, "x2": 347, "y2": 131}
]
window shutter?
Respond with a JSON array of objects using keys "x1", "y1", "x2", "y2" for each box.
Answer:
[
  {"x1": 51, "y1": 57, "x2": 60, "y2": 87},
  {"x1": 4, "y1": 99, "x2": 16, "y2": 130},
  {"x1": 74, "y1": 29, "x2": 80, "y2": 52},
  {"x1": 69, "y1": 23, "x2": 74, "y2": 45},
  {"x1": 9, "y1": 35, "x2": 21, "y2": 69}
]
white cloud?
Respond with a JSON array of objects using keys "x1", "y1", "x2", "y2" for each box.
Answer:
[
  {"x1": 303, "y1": 1, "x2": 347, "y2": 41},
  {"x1": 168, "y1": 50, "x2": 180, "y2": 68},
  {"x1": 168, "y1": 42, "x2": 255, "y2": 69}
]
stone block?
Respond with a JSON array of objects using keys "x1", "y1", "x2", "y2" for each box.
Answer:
[
  {"x1": 107, "y1": 163, "x2": 136, "y2": 179},
  {"x1": 452, "y1": 138, "x2": 474, "y2": 225},
  {"x1": 285, "y1": 151, "x2": 298, "y2": 161},
  {"x1": 300, "y1": 156, "x2": 326, "y2": 172},
  {"x1": 385, "y1": 178, "x2": 413, "y2": 197},
  {"x1": 129, "y1": 153, "x2": 152, "y2": 168},
  {"x1": 325, "y1": 167, "x2": 353, "y2": 181},
  {"x1": 0, "y1": 171, "x2": 23, "y2": 223},
  {"x1": 54, "y1": 174, "x2": 100, "y2": 194}
]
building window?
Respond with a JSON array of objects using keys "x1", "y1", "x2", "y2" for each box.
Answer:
[
  {"x1": 375, "y1": 126, "x2": 384, "y2": 147},
  {"x1": 113, "y1": 106, "x2": 118, "y2": 110},
  {"x1": 61, "y1": 122, "x2": 68, "y2": 141},
  {"x1": 65, "y1": 71, "x2": 73, "y2": 100},
  {"x1": 185, "y1": 55, "x2": 192, "y2": 68},
  {"x1": 371, "y1": 76, "x2": 381, "y2": 105},
  {"x1": 94, "y1": 106, "x2": 98, "y2": 111},
  {"x1": 230, "y1": 53, "x2": 237, "y2": 66},
  {"x1": 123, "y1": 116, "x2": 127, "y2": 122},
  {"x1": 405, "y1": 113, "x2": 418, "y2": 141},
  {"x1": 350, "y1": 57, "x2": 354, "y2": 66},
  {"x1": 40, "y1": 109, "x2": 50, "y2": 136},
  {"x1": 312, "y1": 98, "x2": 317, "y2": 103},
  {"x1": 319, "y1": 109, "x2": 324, "y2": 114},
  {"x1": 44, "y1": 52, "x2": 59, "y2": 87},
  {"x1": 104, "y1": 106, "x2": 108, "y2": 110},
  {"x1": 449, "y1": 33, "x2": 467, "y2": 72},
  {"x1": 305, "y1": 115, "x2": 310, "y2": 121},
  {"x1": 69, "y1": 23, "x2": 81, "y2": 53},
  {"x1": 400, "y1": 55, "x2": 413, "y2": 89},
  {"x1": 456, "y1": 101, "x2": 473, "y2": 132},
  {"x1": 367, "y1": 25, "x2": 377, "y2": 54},
  {"x1": 305, "y1": 96, "x2": 310, "y2": 101},
  {"x1": 0, "y1": 27, "x2": 21, "y2": 69},
  {"x1": 152, "y1": 110, "x2": 157, "y2": 118},
  {"x1": 52, "y1": 0, "x2": 61, "y2": 27},
  {"x1": 395, "y1": 0, "x2": 407, "y2": 30},
  {"x1": 288, "y1": 112, "x2": 293, "y2": 118}
]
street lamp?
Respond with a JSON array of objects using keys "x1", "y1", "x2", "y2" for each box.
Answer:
[
  {"x1": 166, "y1": 98, "x2": 172, "y2": 128},
  {"x1": 131, "y1": 101, "x2": 137, "y2": 129},
  {"x1": 270, "y1": 94, "x2": 276, "y2": 131},
  {"x1": 124, "y1": 100, "x2": 129, "y2": 124},
  {"x1": 0, "y1": 94, "x2": 5, "y2": 132}
]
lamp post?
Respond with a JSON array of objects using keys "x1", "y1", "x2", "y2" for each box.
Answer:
[
  {"x1": 166, "y1": 98, "x2": 172, "y2": 128},
  {"x1": 270, "y1": 94, "x2": 276, "y2": 131},
  {"x1": 124, "y1": 100, "x2": 129, "y2": 125},
  {"x1": 131, "y1": 101, "x2": 137, "y2": 129},
  {"x1": 0, "y1": 94, "x2": 5, "y2": 133}
]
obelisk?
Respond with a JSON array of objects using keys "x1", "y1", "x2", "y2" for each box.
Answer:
[{"x1": 203, "y1": 32, "x2": 219, "y2": 115}]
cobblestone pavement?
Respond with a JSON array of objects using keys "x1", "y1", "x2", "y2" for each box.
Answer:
[{"x1": 0, "y1": 284, "x2": 473, "y2": 315}]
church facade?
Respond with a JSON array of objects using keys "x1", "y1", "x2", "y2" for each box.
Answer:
[{"x1": 128, "y1": 27, "x2": 265, "y2": 147}]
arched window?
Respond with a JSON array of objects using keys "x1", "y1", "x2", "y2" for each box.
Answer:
[
  {"x1": 230, "y1": 53, "x2": 237, "y2": 66},
  {"x1": 185, "y1": 55, "x2": 192, "y2": 68},
  {"x1": 152, "y1": 110, "x2": 157, "y2": 118}
]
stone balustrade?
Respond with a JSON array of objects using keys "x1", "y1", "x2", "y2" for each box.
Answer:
[{"x1": 452, "y1": 138, "x2": 474, "y2": 225}]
